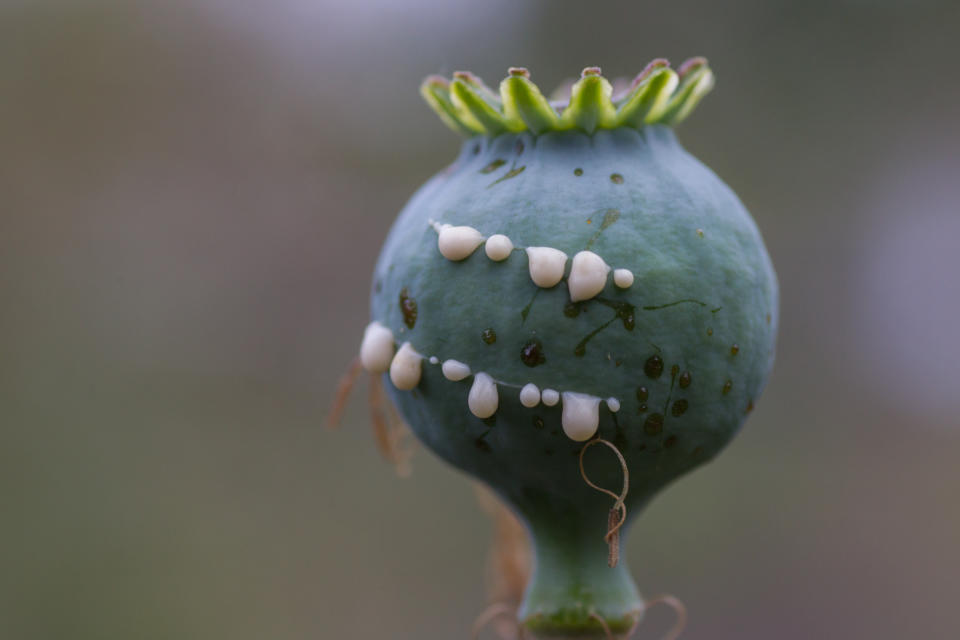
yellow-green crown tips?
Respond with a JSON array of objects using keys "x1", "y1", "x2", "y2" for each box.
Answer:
[
  {"x1": 659, "y1": 57, "x2": 714, "y2": 125},
  {"x1": 558, "y1": 67, "x2": 617, "y2": 133},
  {"x1": 420, "y1": 58, "x2": 714, "y2": 137},
  {"x1": 615, "y1": 59, "x2": 679, "y2": 127},
  {"x1": 449, "y1": 71, "x2": 514, "y2": 135},
  {"x1": 500, "y1": 67, "x2": 558, "y2": 135}
]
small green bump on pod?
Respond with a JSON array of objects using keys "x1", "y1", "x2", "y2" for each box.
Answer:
[
  {"x1": 573, "y1": 168, "x2": 583, "y2": 176},
  {"x1": 479, "y1": 158, "x2": 506, "y2": 174},
  {"x1": 481, "y1": 328, "x2": 497, "y2": 344},
  {"x1": 730, "y1": 343, "x2": 740, "y2": 356},
  {"x1": 610, "y1": 173, "x2": 624, "y2": 184}
]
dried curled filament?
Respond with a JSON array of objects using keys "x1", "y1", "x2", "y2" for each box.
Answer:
[
  {"x1": 470, "y1": 602, "x2": 519, "y2": 640},
  {"x1": 368, "y1": 373, "x2": 414, "y2": 477},
  {"x1": 639, "y1": 594, "x2": 687, "y2": 640},
  {"x1": 578, "y1": 438, "x2": 629, "y2": 568},
  {"x1": 588, "y1": 611, "x2": 615, "y2": 639},
  {"x1": 590, "y1": 593, "x2": 687, "y2": 640},
  {"x1": 475, "y1": 484, "x2": 532, "y2": 608},
  {"x1": 328, "y1": 356, "x2": 414, "y2": 476},
  {"x1": 325, "y1": 356, "x2": 363, "y2": 429}
]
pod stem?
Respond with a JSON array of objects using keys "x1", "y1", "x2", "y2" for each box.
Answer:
[{"x1": 518, "y1": 514, "x2": 642, "y2": 639}]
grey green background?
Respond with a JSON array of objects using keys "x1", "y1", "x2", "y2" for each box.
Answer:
[{"x1": 2, "y1": 1, "x2": 959, "y2": 639}]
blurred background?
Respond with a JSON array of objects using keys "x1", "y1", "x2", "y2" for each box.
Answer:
[{"x1": 2, "y1": 0, "x2": 959, "y2": 638}]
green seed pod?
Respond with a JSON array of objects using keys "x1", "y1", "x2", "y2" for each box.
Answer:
[{"x1": 358, "y1": 59, "x2": 777, "y2": 638}]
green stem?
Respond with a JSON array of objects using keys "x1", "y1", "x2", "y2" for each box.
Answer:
[{"x1": 519, "y1": 516, "x2": 642, "y2": 639}]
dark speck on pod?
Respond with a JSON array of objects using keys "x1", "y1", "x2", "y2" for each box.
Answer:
[
  {"x1": 730, "y1": 343, "x2": 740, "y2": 356},
  {"x1": 636, "y1": 386, "x2": 648, "y2": 402},
  {"x1": 564, "y1": 301, "x2": 582, "y2": 318},
  {"x1": 664, "y1": 435, "x2": 677, "y2": 448},
  {"x1": 474, "y1": 437, "x2": 492, "y2": 452},
  {"x1": 644, "y1": 355, "x2": 664, "y2": 379},
  {"x1": 671, "y1": 399, "x2": 688, "y2": 417},
  {"x1": 532, "y1": 416, "x2": 544, "y2": 429},
  {"x1": 679, "y1": 371, "x2": 691, "y2": 388},
  {"x1": 480, "y1": 158, "x2": 506, "y2": 173},
  {"x1": 706, "y1": 327, "x2": 713, "y2": 336},
  {"x1": 722, "y1": 379, "x2": 732, "y2": 395},
  {"x1": 644, "y1": 413, "x2": 664, "y2": 435},
  {"x1": 472, "y1": 142, "x2": 481, "y2": 155},
  {"x1": 637, "y1": 404, "x2": 648, "y2": 413},
  {"x1": 399, "y1": 288, "x2": 418, "y2": 329},
  {"x1": 610, "y1": 173, "x2": 624, "y2": 184},
  {"x1": 745, "y1": 400, "x2": 754, "y2": 414},
  {"x1": 515, "y1": 140, "x2": 524, "y2": 155},
  {"x1": 520, "y1": 339, "x2": 546, "y2": 367},
  {"x1": 481, "y1": 328, "x2": 497, "y2": 344},
  {"x1": 574, "y1": 168, "x2": 583, "y2": 176}
]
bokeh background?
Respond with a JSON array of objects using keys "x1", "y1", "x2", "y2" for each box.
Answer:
[{"x1": 3, "y1": 0, "x2": 959, "y2": 638}]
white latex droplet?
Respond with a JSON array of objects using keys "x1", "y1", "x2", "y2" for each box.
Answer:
[
  {"x1": 568, "y1": 251, "x2": 611, "y2": 302},
  {"x1": 359, "y1": 321, "x2": 395, "y2": 373},
  {"x1": 526, "y1": 247, "x2": 568, "y2": 288},
  {"x1": 561, "y1": 391, "x2": 601, "y2": 441},
  {"x1": 389, "y1": 342, "x2": 422, "y2": 390},
  {"x1": 437, "y1": 225, "x2": 485, "y2": 261},
  {"x1": 442, "y1": 359, "x2": 471, "y2": 381},
  {"x1": 519, "y1": 383, "x2": 541, "y2": 408},
  {"x1": 468, "y1": 372, "x2": 499, "y2": 418},
  {"x1": 484, "y1": 234, "x2": 514, "y2": 261}
]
